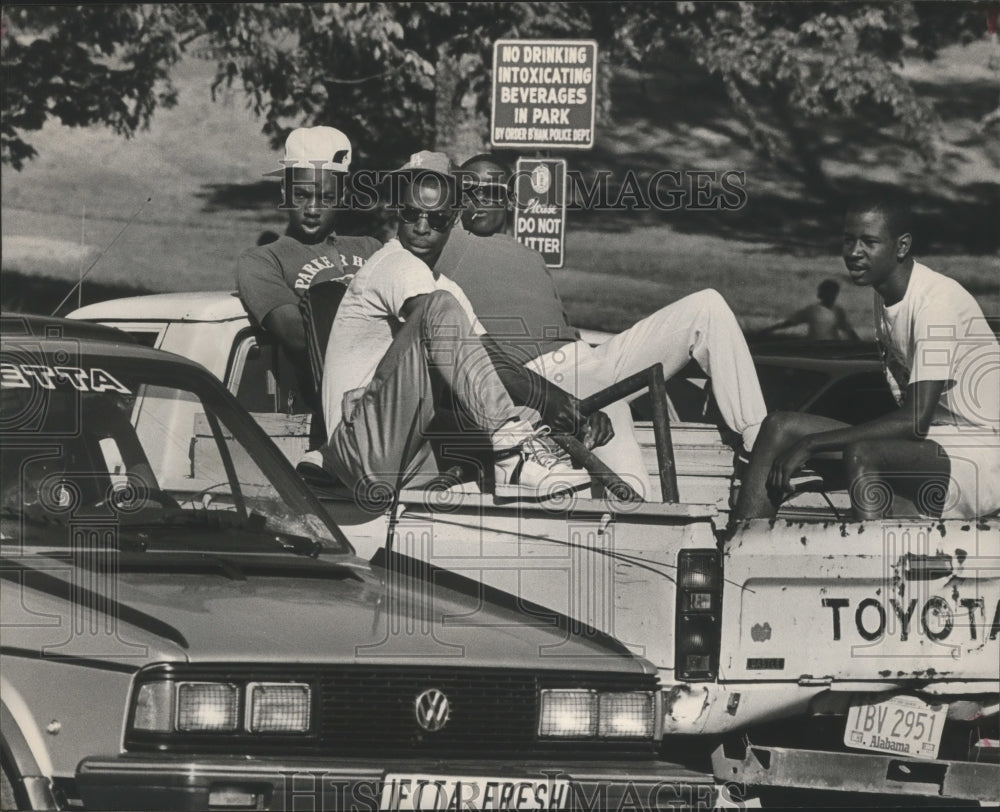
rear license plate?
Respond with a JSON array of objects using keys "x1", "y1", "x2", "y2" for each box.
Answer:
[
  {"x1": 380, "y1": 774, "x2": 570, "y2": 810},
  {"x1": 844, "y1": 694, "x2": 948, "y2": 760}
]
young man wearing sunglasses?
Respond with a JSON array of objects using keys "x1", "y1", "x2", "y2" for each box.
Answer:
[
  {"x1": 311, "y1": 151, "x2": 609, "y2": 498},
  {"x1": 236, "y1": 127, "x2": 382, "y2": 447}
]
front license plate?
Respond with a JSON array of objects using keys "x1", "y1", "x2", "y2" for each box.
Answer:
[
  {"x1": 380, "y1": 774, "x2": 570, "y2": 811},
  {"x1": 844, "y1": 694, "x2": 948, "y2": 760}
]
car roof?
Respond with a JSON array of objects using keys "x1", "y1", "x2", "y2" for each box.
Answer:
[
  {"x1": 0, "y1": 312, "x2": 203, "y2": 368},
  {"x1": 1, "y1": 312, "x2": 137, "y2": 343},
  {"x1": 69, "y1": 291, "x2": 247, "y2": 323}
]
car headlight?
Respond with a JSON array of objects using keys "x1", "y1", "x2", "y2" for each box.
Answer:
[
  {"x1": 539, "y1": 689, "x2": 597, "y2": 737},
  {"x1": 130, "y1": 679, "x2": 312, "y2": 735},
  {"x1": 177, "y1": 682, "x2": 239, "y2": 732},
  {"x1": 598, "y1": 692, "x2": 656, "y2": 738},
  {"x1": 539, "y1": 689, "x2": 657, "y2": 739},
  {"x1": 247, "y1": 682, "x2": 311, "y2": 732}
]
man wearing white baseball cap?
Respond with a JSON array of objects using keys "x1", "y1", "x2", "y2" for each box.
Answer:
[
  {"x1": 236, "y1": 126, "x2": 382, "y2": 447},
  {"x1": 308, "y1": 150, "x2": 603, "y2": 499}
]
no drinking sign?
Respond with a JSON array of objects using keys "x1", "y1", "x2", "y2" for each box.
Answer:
[
  {"x1": 492, "y1": 39, "x2": 597, "y2": 149},
  {"x1": 514, "y1": 158, "x2": 567, "y2": 268}
]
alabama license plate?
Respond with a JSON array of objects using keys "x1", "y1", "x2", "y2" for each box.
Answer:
[
  {"x1": 380, "y1": 774, "x2": 570, "y2": 811},
  {"x1": 844, "y1": 694, "x2": 948, "y2": 760}
]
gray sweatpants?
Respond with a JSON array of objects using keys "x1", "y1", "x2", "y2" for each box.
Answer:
[{"x1": 324, "y1": 290, "x2": 524, "y2": 493}]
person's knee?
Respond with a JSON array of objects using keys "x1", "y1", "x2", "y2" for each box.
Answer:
[
  {"x1": 418, "y1": 290, "x2": 468, "y2": 334},
  {"x1": 759, "y1": 411, "x2": 803, "y2": 446},
  {"x1": 745, "y1": 412, "x2": 803, "y2": 467},
  {"x1": 421, "y1": 289, "x2": 460, "y2": 317},
  {"x1": 687, "y1": 288, "x2": 729, "y2": 314}
]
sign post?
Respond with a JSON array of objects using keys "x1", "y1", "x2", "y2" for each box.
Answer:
[
  {"x1": 513, "y1": 157, "x2": 567, "y2": 269},
  {"x1": 491, "y1": 40, "x2": 598, "y2": 150}
]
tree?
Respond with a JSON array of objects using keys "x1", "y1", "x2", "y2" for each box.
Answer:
[
  {"x1": 616, "y1": 2, "x2": 985, "y2": 193},
  {"x1": 195, "y1": 2, "x2": 616, "y2": 168},
  {"x1": 3, "y1": 2, "x2": 986, "y2": 186},
  {"x1": 1, "y1": 4, "x2": 199, "y2": 169},
  {"x1": 199, "y1": 1, "x2": 986, "y2": 186}
]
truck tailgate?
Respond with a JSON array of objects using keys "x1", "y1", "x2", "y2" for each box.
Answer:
[{"x1": 720, "y1": 520, "x2": 1000, "y2": 684}]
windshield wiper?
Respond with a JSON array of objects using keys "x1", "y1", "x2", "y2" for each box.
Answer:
[
  {"x1": 3, "y1": 507, "x2": 325, "y2": 559},
  {"x1": 115, "y1": 515, "x2": 323, "y2": 558}
]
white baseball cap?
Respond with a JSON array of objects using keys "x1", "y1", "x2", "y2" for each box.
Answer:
[{"x1": 283, "y1": 126, "x2": 352, "y2": 171}]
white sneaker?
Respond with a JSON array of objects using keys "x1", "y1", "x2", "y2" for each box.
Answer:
[{"x1": 494, "y1": 425, "x2": 591, "y2": 497}]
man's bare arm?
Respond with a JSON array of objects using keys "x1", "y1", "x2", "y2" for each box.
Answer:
[
  {"x1": 757, "y1": 306, "x2": 809, "y2": 336},
  {"x1": 768, "y1": 379, "x2": 945, "y2": 492},
  {"x1": 262, "y1": 304, "x2": 308, "y2": 356},
  {"x1": 400, "y1": 294, "x2": 613, "y2": 447},
  {"x1": 480, "y1": 335, "x2": 613, "y2": 447}
]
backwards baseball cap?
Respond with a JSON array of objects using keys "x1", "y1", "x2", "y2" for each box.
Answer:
[
  {"x1": 398, "y1": 150, "x2": 455, "y2": 175},
  {"x1": 283, "y1": 126, "x2": 352, "y2": 172}
]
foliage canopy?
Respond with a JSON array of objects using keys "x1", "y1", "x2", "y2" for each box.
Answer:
[{"x1": 1, "y1": 2, "x2": 987, "y2": 183}]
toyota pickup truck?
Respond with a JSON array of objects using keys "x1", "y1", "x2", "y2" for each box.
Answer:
[
  {"x1": 1, "y1": 313, "x2": 712, "y2": 812},
  {"x1": 70, "y1": 291, "x2": 1000, "y2": 803}
]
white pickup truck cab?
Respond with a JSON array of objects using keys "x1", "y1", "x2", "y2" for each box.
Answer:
[{"x1": 71, "y1": 291, "x2": 1000, "y2": 803}]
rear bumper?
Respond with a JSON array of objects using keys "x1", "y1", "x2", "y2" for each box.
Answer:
[
  {"x1": 712, "y1": 742, "x2": 999, "y2": 802},
  {"x1": 77, "y1": 754, "x2": 716, "y2": 811}
]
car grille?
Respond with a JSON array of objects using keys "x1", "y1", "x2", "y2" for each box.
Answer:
[
  {"x1": 127, "y1": 665, "x2": 659, "y2": 758},
  {"x1": 320, "y1": 667, "x2": 539, "y2": 756}
]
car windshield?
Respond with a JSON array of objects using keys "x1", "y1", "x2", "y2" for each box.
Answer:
[{"x1": 0, "y1": 350, "x2": 349, "y2": 554}]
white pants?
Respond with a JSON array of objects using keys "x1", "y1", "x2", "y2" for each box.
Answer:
[{"x1": 526, "y1": 289, "x2": 767, "y2": 499}]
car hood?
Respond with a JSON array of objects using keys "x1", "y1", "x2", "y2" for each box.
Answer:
[{"x1": 3, "y1": 550, "x2": 645, "y2": 674}]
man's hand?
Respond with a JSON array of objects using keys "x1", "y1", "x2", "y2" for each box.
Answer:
[
  {"x1": 767, "y1": 437, "x2": 813, "y2": 495},
  {"x1": 545, "y1": 392, "x2": 614, "y2": 449},
  {"x1": 580, "y1": 411, "x2": 614, "y2": 450},
  {"x1": 542, "y1": 389, "x2": 584, "y2": 436}
]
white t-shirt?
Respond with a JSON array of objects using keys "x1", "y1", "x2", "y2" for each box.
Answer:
[
  {"x1": 321, "y1": 238, "x2": 484, "y2": 435},
  {"x1": 876, "y1": 261, "x2": 1000, "y2": 432}
]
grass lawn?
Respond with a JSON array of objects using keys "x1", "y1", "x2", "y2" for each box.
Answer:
[{"x1": 2, "y1": 46, "x2": 997, "y2": 337}]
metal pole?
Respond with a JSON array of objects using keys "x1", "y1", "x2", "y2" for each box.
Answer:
[
  {"x1": 549, "y1": 434, "x2": 642, "y2": 504},
  {"x1": 577, "y1": 363, "x2": 680, "y2": 504},
  {"x1": 647, "y1": 364, "x2": 680, "y2": 503}
]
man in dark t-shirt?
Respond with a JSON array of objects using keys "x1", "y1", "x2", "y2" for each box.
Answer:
[
  {"x1": 236, "y1": 126, "x2": 381, "y2": 446},
  {"x1": 443, "y1": 153, "x2": 766, "y2": 500}
]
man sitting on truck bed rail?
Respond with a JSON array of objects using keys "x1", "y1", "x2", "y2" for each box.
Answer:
[
  {"x1": 438, "y1": 153, "x2": 768, "y2": 500},
  {"x1": 734, "y1": 195, "x2": 1000, "y2": 520},
  {"x1": 236, "y1": 127, "x2": 382, "y2": 448},
  {"x1": 308, "y1": 151, "x2": 612, "y2": 498}
]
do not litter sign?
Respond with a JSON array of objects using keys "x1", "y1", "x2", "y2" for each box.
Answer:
[
  {"x1": 514, "y1": 158, "x2": 567, "y2": 268},
  {"x1": 492, "y1": 40, "x2": 597, "y2": 149}
]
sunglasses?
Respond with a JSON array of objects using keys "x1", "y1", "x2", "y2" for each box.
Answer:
[
  {"x1": 398, "y1": 205, "x2": 453, "y2": 231},
  {"x1": 473, "y1": 182, "x2": 510, "y2": 205}
]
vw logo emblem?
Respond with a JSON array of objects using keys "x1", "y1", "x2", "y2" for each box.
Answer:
[{"x1": 414, "y1": 688, "x2": 450, "y2": 732}]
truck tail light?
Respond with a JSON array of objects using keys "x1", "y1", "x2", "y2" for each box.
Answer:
[{"x1": 676, "y1": 549, "x2": 721, "y2": 681}]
